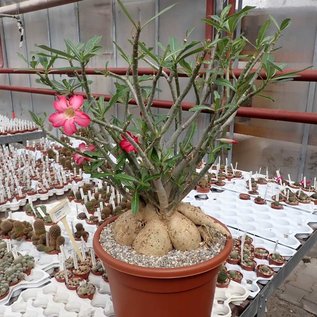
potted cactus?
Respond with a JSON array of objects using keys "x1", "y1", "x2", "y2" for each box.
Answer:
[
  {"x1": 29, "y1": 1, "x2": 294, "y2": 316},
  {"x1": 254, "y1": 247, "x2": 269, "y2": 260},
  {"x1": 239, "y1": 193, "x2": 251, "y2": 200},
  {"x1": 196, "y1": 176, "x2": 210, "y2": 193},
  {"x1": 227, "y1": 249, "x2": 241, "y2": 265},
  {"x1": 76, "y1": 281, "x2": 96, "y2": 300},
  {"x1": 55, "y1": 269, "x2": 73, "y2": 283},
  {"x1": 73, "y1": 264, "x2": 91, "y2": 280},
  {"x1": 216, "y1": 266, "x2": 230, "y2": 288},
  {"x1": 91, "y1": 260, "x2": 105, "y2": 276},
  {"x1": 256, "y1": 264, "x2": 274, "y2": 278},
  {"x1": 254, "y1": 196, "x2": 266, "y2": 205},
  {"x1": 228, "y1": 270, "x2": 243, "y2": 284},
  {"x1": 65, "y1": 276, "x2": 84, "y2": 291},
  {"x1": 0, "y1": 281, "x2": 9, "y2": 300},
  {"x1": 240, "y1": 258, "x2": 256, "y2": 272},
  {"x1": 4, "y1": 267, "x2": 25, "y2": 287},
  {"x1": 271, "y1": 200, "x2": 284, "y2": 210},
  {"x1": 268, "y1": 252, "x2": 285, "y2": 266},
  {"x1": 13, "y1": 255, "x2": 35, "y2": 275}
]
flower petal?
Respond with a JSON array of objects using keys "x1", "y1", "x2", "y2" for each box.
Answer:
[
  {"x1": 73, "y1": 153, "x2": 86, "y2": 165},
  {"x1": 69, "y1": 95, "x2": 84, "y2": 110},
  {"x1": 53, "y1": 96, "x2": 68, "y2": 112},
  {"x1": 63, "y1": 118, "x2": 77, "y2": 136},
  {"x1": 49, "y1": 112, "x2": 67, "y2": 127},
  {"x1": 74, "y1": 111, "x2": 91, "y2": 127},
  {"x1": 120, "y1": 139, "x2": 137, "y2": 153},
  {"x1": 78, "y1": 143, "x2": 87, "y2": 152},
  {"x1": 87, "y1": 144, "x2": 96, "y2": 151}
]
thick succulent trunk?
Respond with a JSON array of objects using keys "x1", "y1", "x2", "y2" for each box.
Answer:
[{"x1": 112, "y1": 202, "x2": 229, "y2": 257}]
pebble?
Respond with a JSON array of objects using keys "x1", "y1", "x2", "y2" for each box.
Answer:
[{"x1": 99, "y1": 223, "x2": 227, "y2": 268}]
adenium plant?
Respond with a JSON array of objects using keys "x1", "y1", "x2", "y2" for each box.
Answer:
[{"x1": 30, "y1": 1, "x2": 294, "y2": 256}]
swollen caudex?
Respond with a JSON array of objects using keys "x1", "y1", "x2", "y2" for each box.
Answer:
[{"x1": 112, "y1": 202, "x2": 228, "y2": 257}]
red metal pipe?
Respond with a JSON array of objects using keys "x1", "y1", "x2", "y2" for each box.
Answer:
[
  {"x1": 231, "y1": 68, "x2": 317, "y2": 82},
  {"x1": 228, "y1": 0, "x2": 236, "y2": 16},
  {"x1": 205, "y1": 0, "x2": 215, "y2": 41},
  {"x1": 0, "y1": 67, "x2": 158, "y2": 76},
  {"x1": 2, "y1": 84, "x2": 317, "y2": 124},
  {"x1": 0, "y1": 67, "x2": 316, "y2": 82},
  {"x1": 237, "y1": 107, "x2": 317, "y2": 125}
]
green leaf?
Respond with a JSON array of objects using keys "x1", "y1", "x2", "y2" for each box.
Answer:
[
  {"x1": 142, "y1": 3, "x2": 176, "y2": 29},
  {"x1": 215, "y1": 78, "x2": 236, "y2": 92},
  {"x1": 225, "y1": 6, "x2": 255, "y2": 33},
  {"x1": 256, "y1": 20, "x2": 271, "y2": 48},
  {"x1": 269, "y1": 15, "x2": 280, "y2": 30},
  {"x1": 114, "y1": 173, "x2": 138, "y2": 183},
  {"x1": 36, "y1": 45, "x2": 72, "y2": 59},
  {"x1": 113, "y1": 41, "x2": 131, "y2": 64},
  {"x1": 213, "y1": 90, "x2": 220, "y2": 101},
  {"x1": 90, "y1": 160, "x2": 105, "y2": 171},
  {"x1": 117, "y1": 0, "x2": 137, "y2": 28},
  {"x1": 115, "y1": 153, "x2": 127, "y2": 171},
  {"x1": 83, "y1": 35, "x2": 102, "y2": 56},
  {"x1": 29, "y1": 111, "x2": 45, "y2": 128},
  {"x1": 180, "y1": 122, "x2": 196, "y2": 151},
  {"x1": 131, "y1": 192, "x2": 140, "y2": 214},
  {"x1": 65, "y1": 39, "x2": 82, "y2": 60},
  {"x1": 220, "y1": 5, "x2": 232, "y2": 20},
  {"x1": 176, "y1": 45, "x2": 205, "y2": 63},
  {"x1": 138, "y1": 42, "x2": 159, "y2": 64},
  {"x1": 280, "y1": 18, "x2": 291, "y2": 31},
  {"x1": 178, "y1": 59, "x2": 193, "y2": 75},
  {"x1": 258, "y1": 94, "x2": 275, "y2": 102},
  {"x1": 202, "y1": 17, "x2": 221, "y2": 30}
]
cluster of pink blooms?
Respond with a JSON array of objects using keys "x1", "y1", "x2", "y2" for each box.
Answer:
[{"x1": 49, "y1": 95, "x2": 139, "y2": 165}]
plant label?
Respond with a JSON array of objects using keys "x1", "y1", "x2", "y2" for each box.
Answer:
[{"x1": 48, "y1": 199, "x2": 70, "y2": 223}]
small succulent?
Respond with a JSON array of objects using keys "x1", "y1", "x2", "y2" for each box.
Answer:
[
  {"x1": 0, "y1": 281, "x2": 9, "y2": 298},
  {"x1": 216, "y1": 266, "x2": 229, "y2": 285},
  {"x1": 4, "y1": 267, "x2": 25, "y2": 286},
  {"x1": 76, "y1": 281, "x2": 96, "y2": 298},
  {"x1": 92, "y1": 260, "x2": 105, "y2": 274}
]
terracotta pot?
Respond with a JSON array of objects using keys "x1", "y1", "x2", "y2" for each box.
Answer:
[
  {"x1": 254, "y1": 247, "x2": 269, "y2": 260},
  {"x1": 77, "y1": 291, "x2": 94, "y2": 300},
  {"x1": 240, "y1": 260, "x2": 256, "y2": 271},
  {"x1": 239, "y1": 193, "x2": 250, "y2": 200},
  {"x1": 216, "y1": 277, "x2": 230, "y2": 288},
  {"x1": 73, "y1": 269, "x2": 90, "y2": 280},
  {"x1": 0, "y1": 290, "x2": 9, "y2": 300},
  {"x1": 228, "y1": 270, "x2": 243, "y2": 283},
  {"x1": 196, "y1": 186, "x2": 210, "y2": 193},
  {"x1": 268, "y1": 253, "x2": 285, "y2": 266},
  {"x1": 256, "y1": 264, "x2": 274, "y2": 279},
  {"x1": 93, "y1": 216, "x2": 232, "y2": 317}
]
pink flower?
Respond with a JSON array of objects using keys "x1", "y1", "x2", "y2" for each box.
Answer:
[
  {"x1": 49, "y1": 95, "x2": 91, "y2": 136},
  {"x1": 73, "y1": 143, "x2": 96, "y2": 165},
  {"x1": 300, "y1": 179, "x2": 311, "y2": 187},
  {"x1": 119, "y1": 132, "x2": 139, "y2": 153}
]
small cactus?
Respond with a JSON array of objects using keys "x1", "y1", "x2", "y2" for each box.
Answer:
[
  {"x1": 74, "y1": 223, "x2": 89, "y2": 242},
  {"x1": 0, "y1": 220, "x2": 13, "y2": 236}
]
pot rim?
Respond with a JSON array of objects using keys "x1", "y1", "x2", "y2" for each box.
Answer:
[{"x1": 93, "y1": 215, "x2": 233, "y2": 279}]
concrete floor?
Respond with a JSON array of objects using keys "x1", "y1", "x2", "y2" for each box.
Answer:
[{"x1": 266, "y1": 242, "x2": 317, "y2": 317}]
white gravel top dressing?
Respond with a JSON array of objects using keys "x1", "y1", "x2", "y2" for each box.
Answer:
[{"x1": 99, "y1": 223, "x2": 227, "y2": 268}]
